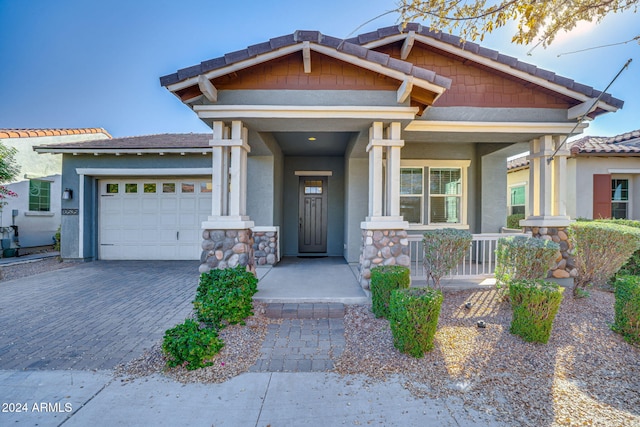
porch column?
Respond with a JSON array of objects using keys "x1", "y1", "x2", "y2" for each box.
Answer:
[
  {"x1": 521, "y1": 134, "x2": 573, "y2": 280},
  {"x1": 200, "y1": 120, "x2": 255, "y2": 274},
  {"x1": 359, "y1": 122, "x2": 410, "y2": 290}
]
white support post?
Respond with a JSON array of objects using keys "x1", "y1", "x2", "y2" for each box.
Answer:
[
  {"x1": 552, "y1": 135, "x2": 568, "y2": 217},
  {"x1": 369, "y1": 123, "x2": 384, "y2": 218},
  {"x1": 539, "y1": 135, "x2": 553, "y2": 217},
  {"x1": 203, "y1": 120, "x2": 254, "y2": 229}
]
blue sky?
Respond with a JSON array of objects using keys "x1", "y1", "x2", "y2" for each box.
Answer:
[{"x1": 0, "y1": 0, "x2": 637, "y2": 138}]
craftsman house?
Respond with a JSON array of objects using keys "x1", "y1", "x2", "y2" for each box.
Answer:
[{"x1": 36, "y1": 24, "x2": 622, "y2": 287}]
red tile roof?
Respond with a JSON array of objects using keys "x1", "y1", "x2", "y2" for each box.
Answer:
[
  {"x1": 0, "y1": 128, "x2": 111, "y2": 139},
  {"x1": 507, "y1": 156, "x2": 530, "y2": 171},
  {"x1": 570, "y1": 129, "x2": 640, "y2": 155}
]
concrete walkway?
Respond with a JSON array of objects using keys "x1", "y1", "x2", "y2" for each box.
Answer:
[
  {"x1": 255, "y1": 256, "x2": 369, "y2": 304},
  {"x1": 0, "y1": 370, "x2": 504, "y2": 426}
]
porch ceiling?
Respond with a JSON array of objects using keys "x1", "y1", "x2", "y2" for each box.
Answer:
[{"x1": 272, "y1": 131, "x2": 355, "y2": 156}]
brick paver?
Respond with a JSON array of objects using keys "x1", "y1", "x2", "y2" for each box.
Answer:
[
  {"x1": 0, "y1": 261, "x2": 200, "y2": 370},
  {"x1": 251, "y1": 305, "x2": 346, "y2": 373}
]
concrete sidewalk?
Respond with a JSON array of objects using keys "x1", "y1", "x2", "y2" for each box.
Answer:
[{"x1": 0, "y1": 370, "x2": 505, "y2": 426}]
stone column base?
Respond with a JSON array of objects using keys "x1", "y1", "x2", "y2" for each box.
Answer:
[
  {"x1": 358, "y1": 229, "x2": 410, "y2": 290},
  {"x1": 252, "y1": 227, "x2": 279, "y2": 266},
  {"x1": 524, "y1": 226, "x2": 576, "y2": 279},
  {"x1": 200, "y1": 229, "x2": 255, "y2": 275}
]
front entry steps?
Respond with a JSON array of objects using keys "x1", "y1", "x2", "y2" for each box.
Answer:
[{"x1": 264, "y1": 303, "x2": 345, "y2": 319}]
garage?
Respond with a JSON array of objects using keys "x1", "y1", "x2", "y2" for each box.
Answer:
[{"x1": 99, "y1": 178, "x2": 212, "y2": 260}]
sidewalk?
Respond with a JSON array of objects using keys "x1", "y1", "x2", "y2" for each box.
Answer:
[{"x1": 0, "y1": 370, "x2": 505, "y2": 426}]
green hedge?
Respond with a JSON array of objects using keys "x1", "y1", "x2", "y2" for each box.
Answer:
[
  {"x1": 162, "y1": 319, "x2": 224, "y2": 370},
  {"x1": 613, "y1": 275, "x2": 640, "y2": 345},
  {"x1": 423, "y1": 228, "x2": 472, "y2": 288},
  {"x1": 570, "y1": 222, "x2": 640, "y2": 295},
  {"x1": 594, "y1": 219, "x2": 640, "y2": 276},
  {"x1": 495, "y1": 236, "x2": 559, "y2": 288},
  {"x1": 370, "y1": 265, "x2": 410, "y2": 318},
  {"x1": 193, "y1": 265, "x2": 258, "y2": 328},
  {"x1": 509, "y1": 280, "x2": 564, "y2": 344},
  {"x1": 507, "y1": 214, "x2": 525, "y2": 229},
  {"x1": 389, "y1": 287, "x2": 443, "y2": 357}
]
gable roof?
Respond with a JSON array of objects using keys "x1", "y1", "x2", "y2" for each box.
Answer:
[
  {"x1": 0, "y1": 128, "x2": 111, "y2": 139},
  {"x1": 570, "y1": 129, "x2": 640, "y2": 155},
  {"x1": 347, "y1": 23, "x2": 624, "y2": 115},
  {"x1": 34, "y1": 133, "x2": 211, "y2": 154}
]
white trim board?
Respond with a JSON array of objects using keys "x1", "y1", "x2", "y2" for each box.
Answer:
[{"x1": 75, "y1": 168, "x2": 213, "y2": 176}]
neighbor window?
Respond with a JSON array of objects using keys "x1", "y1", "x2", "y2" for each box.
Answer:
[
  {"x1": 400, "y1": 161, "x2": 469, "y2": 226},
  {"x1": 29, "y1": 180, "x2": 51, "y2": 212},
  {"x1": 509, "y1": 185, "x2": 526, "y2": 215},
  {"x1": 612, "y1": 179, "x2": 629, "y2": 219}
]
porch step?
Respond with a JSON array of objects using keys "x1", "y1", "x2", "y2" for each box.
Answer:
[{"x1": 264, "y1": 303, "x2": 345, "y2": 319}]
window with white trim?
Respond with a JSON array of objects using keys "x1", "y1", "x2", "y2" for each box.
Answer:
[
  {"x1": 612, "y1": 178, "x2": 629, "y2": 219},
  {"x1": 400, "y1": 160, "x2": 470, "y2": 226},
  {"x1": 29, "y1": 179, "x2": 51, "y2": 212},
  {"x1": 509, "y1": 185, "x2": 526, "y2": 215}
]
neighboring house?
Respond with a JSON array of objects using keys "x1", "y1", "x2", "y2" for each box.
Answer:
[
  {"x1": 0, "y1": 128, "x2": 111, "y2": 249},
  {"x1": 35, "y1": 24, "x2": 622, "y2": 285},
  {"x1": 507, "y1": 129, "x2": 640, "y2": 221}
]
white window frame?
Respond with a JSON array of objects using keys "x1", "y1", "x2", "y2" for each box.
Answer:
[
  {"x1": 611, "y1": 175, "x2": 632, "y2": 219},
  {"x1": 400, "y1": 159, "x2": 470, "y2": 230},
  {"x1": 508, "y1": 182, "x2": 528, "y2": 216}
]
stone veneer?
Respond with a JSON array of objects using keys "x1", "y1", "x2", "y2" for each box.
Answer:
[
  {"x1": 525, "y1": 226, "x2": 576, "y2": 279},
  {"x1": 253, "y1": 230, "x2": 278, "y2": 266},
  {"x1": 200, "y1": 229, "x2": 255, "y2": 274},
  {"x1": 358, "y1": 229, "x2": 411, "y2": 289}
]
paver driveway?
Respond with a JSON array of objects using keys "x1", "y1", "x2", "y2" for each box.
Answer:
[{"x1": 0, "y1": 261, "x2": 200, "y2": 370}]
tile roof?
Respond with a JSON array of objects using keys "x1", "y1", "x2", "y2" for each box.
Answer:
[
  {"x1": 507, "y1": 156, "x2": 530, "y2": 171},
  {"x1": 346, "y1": 24, "x2": 624, "y2": 110},
  {"x1": 0, "y1": 128, "x2": 111, "y2": 139},
  {"x1": 34, "y1": 133, "x2": 211, "y2": 151},
  {"x1": 570, "y1": 129, "x2": 640, "y2": 155},
  {"x1": 160, "y1": 29, "x2": 452, "y2": 90}
]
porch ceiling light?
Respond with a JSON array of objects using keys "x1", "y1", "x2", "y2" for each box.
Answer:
[{"x1": 308, "y1": 137, "x2": 317, "y2": 141}]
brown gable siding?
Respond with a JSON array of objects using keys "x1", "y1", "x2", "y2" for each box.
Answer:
[
  {"x1": 209, "y1": 52, "x2": 399, "y2": 91},
  {"x1": 376, "y1": 42, "x2": 573, "y2": 109}
]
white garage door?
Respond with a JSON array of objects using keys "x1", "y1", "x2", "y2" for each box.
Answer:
[{"x1": 99, "y1": 179, "x2": 212, "y2": 260}]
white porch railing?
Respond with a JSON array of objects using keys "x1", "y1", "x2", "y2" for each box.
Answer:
[{"x1": 407, "y1": 232, "x2": 531, "y2": 280}]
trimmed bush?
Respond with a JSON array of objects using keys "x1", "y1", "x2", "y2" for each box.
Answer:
[
  {"x1": 423, "y1": 228, "x2": 473, "y2": 288},
  {"x1": 389, "y1": 287, "x2": 443, "y2": 357},
  {"x1": 495, "y1": 236, "x2": 559, "y2": 288},
  {"x1": 162, "y1": 319, "x2": 224, "y2": 370},
  {"x1": 613, "y1": 275, "x2": 640, "y2": 345},
  {"x1": 507, "y1": 213, "x2": 525, "y2": 230},
  {"x1": 370, "y1": 265, "x2": 410, "y2": 318},
  {"x1": 570, "y1": 222, "x2": 640, "y2": 296},
  {"x1": 193, "y1": 266, "x2": 258, "y2": 328},
  {"x1": 594, "y1": 219, "x2": 640, "y2": 276},
  {"x1": 509, "y1": 280, "x2": 564, "y2": 344}
]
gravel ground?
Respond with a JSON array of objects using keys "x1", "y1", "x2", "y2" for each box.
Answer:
[
  {"x1": 0, "y1": 257, "x2": 73, "y2": 281},
  {"x1": 7, "y1": 259, "x2": 638, "y2": 425}
]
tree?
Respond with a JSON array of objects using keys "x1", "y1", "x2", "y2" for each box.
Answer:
[
  {"x1": 398, "y1": 0, "x2": 638, "y2": 47},
  {"x1": 0, "y1": 143, "x2": 19, "y2": 210}
]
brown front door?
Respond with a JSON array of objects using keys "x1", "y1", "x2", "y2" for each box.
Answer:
[{"x1": 298, "y1": 176, "x2": 328, "y2": 253}]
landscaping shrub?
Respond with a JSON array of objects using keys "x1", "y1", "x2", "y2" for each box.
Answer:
[
  {"x1": 370, "y1": 265, "x2": 410, "y2": 318},
  {"x1": 506, "y1": 213, "x2": 525, "y2": 230},
  {"x1": 570, "y1": 222, "x2": 640, "y2": 296},
  {"x1": 613, "y1": 275, "x2": 640, "y2": 345},
  {"x1": 495, "y1": 236, "x2": 559, "y2": 289},
  {"x1": 162, "y1": 319, "x2": 224, "y2": 370},
  {"x1": 423, "y1": 228, "x2": 472, "y2": 288},
  {"x1": 389, "y1": 287, "x2": 443, "y2": 357},
  {"x1": 594, "y1": 219, "x2": 640, "y2": 276},
  {"x1": 509, "y1": 279, "x2": 564, "y2": 344},
  {"x1": 193, "y1": 265, "x2": 258, "y2": 328}
]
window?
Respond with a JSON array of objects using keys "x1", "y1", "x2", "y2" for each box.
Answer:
[
  {"x1": 143, "y1": 183, "x2": 156, "y2": 193},
  {"x1": 106, "y1": 183, "x2": 118, "y2": 194},
  {"x1": 509, "y1": 185, "x2": 526, "y2": 215},
  {"x1": 200, "y1": 182, "x2": 212, "y2": 193},
  {"x1": 29, "y1": 180, "x2": 51, "y2": 212},
  {"x1": 304, "y1": 180, "x2": 323, "y2": 195},
  {"x1": 612, "y1": 179, "x2": 629, "y2": 219},
  {"x1": 125, "y1": 183, "x2": 137, "y2": 193},
  {"x1": 181, "y1": 183, "x2": 194, "y2": 193},
  {"x1": 400, "y1": 160, "x2": 469, "y2": 226},
  {"x1": 162, "y1": 183, "x2": 176, "y2": 193}
]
